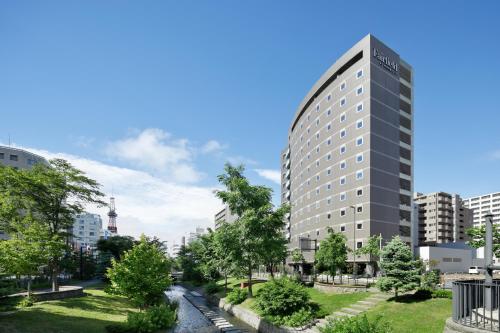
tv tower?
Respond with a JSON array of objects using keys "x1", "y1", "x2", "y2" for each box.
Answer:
[{"x1": 107, "y1": 197, "x2": 118, "y2": 234}]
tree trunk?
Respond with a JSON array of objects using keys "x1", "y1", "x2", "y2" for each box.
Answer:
[
  {"x1": 247, "y1": 265, "x2": 253, "y2": 298},
  {"x1": 51, "y1": 267, "x2": 59, "y2": 292},
  {"x1": 27, "y1": 275, "x2": 32, "y2": 297},
  {"x1": 395, "y1": 287, "x2": 398, "y2": 298},
  {"x1": 224, "y1": 273, "x2": 228, "y2": 294},
  {"x1": 270, "y1": 265, "x2": 275, "y2": 278}
]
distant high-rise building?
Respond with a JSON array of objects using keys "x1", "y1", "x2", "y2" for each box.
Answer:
[
  {"x1": 214, "y1": 205, "x2": 238, "y2": 229},
  {"x1": 72, "y1": 213, "x2": 103, "y2": 249},
  {"x1": 107, "y1": 197, "x2": 118, "y2": 234},
  {"x1": 414, "y1": 192, "x2": 472, "y2": 246},
  {"x1": 463, "y1": 192, "x2": 500, "y2": 226},
  {"x1": 186, "y1": 227, "x2": 206, "y2": 245},
  {"x1": 281, "y1": 34, "x2": 414, "y2": 270}
]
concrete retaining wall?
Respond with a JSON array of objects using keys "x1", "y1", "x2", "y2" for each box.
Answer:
[{"x1": 32, "y1": 286, "x2": 84, "y2": 301}]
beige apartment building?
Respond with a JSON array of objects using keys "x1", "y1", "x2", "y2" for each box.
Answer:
[
  {"x1": 414, "y1": 192, "x2": 472, "y2": 246},
  {"x1": 214, "y1": 205, "x2": 238, "y2": 229},
  {"x1": 281, "y1": 34, "x2": 414, "y2": 271}
]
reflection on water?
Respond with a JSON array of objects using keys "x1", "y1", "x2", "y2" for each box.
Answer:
[{"x1": 165, "y1": 285, "x2": 218, "y2": 333}]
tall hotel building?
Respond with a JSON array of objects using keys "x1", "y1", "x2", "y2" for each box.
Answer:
[{"x1": 281, "y1": 35, "x2": 414, "y2": 268}]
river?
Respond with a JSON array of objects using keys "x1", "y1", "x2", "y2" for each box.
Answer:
[{"x1": 165, "y1": 284, "x2": 256, "y2": 333}]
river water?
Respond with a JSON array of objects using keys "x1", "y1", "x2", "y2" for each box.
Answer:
[{"x1": 165, "y1": 285, "x2": 256, "y2": 333}]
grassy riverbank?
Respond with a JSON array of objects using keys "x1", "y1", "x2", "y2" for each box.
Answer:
[{"x1": 0, "y1": 285, "x2": 136, "y2": 333}]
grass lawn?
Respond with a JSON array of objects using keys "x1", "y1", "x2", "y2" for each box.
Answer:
[
  {"x1": 212, "y1": 277, "x2": 371, "y2": 318},
  {"x1": 365, "y1": 296, "x2": 452, "y2": 333},
  {"x1": 0, "y1": 285, "x2": 137, "y2": 333}
]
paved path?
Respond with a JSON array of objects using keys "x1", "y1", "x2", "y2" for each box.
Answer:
[{"x1": 310, "y1": 292, "x2": 391, "y2": 332}]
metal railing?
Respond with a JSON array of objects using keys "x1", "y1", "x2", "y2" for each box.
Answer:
[{"x1": 452, "y1": 279, "x2": 500, "y2": 331}]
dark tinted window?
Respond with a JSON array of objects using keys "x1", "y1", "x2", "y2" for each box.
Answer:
[
  {"x1": 400, "y1": 116, "x2": 411, "y2": 130},
  {"x1": 400, "y1": 99, "x2": 411, "y2": 115},
  {"x1": 400, "y1": 65, "x2": 412, "y2": 83},
  {"x1": 400, "y1": 83, "x2": 411, "y2": 99}
]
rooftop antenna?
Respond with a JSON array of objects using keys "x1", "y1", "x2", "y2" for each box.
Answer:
[{"x1": 107, "y1": 196, "x2": 118, "y2": 234}]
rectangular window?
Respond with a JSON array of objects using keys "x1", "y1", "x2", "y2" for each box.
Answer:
[
  {"x1": 356, "y1": 188, "x2": 363, "y2": 197},
  {"x1": 356, "y1": 241, "x2": 363, "y2": 249},
  {"x1": 356, "y1": 153, "x2": 363, "y2": 163},
  {"x1": 326, "y1": 123, "x2": 331, "y2": 131},
  {"x1": 356, "y1": 86, "x2": 363, "y2": 96},
  {"x1": 316, "y1": 104, "x2": 320, "y2": 112},
  {"x1": 340, "y1": 129, "x2": 346, "y2": 138},
  {"x1": 9, "y1": 155, "x2": 18, "y2": 161},
  {"x1": 340, "y1": 113, "x2": 346, "y2": 122},
  {"x1": 340, "y1": 161, "x2": 346, "y2": 169},
  {"x1": 0, "y1": 153, "x2": 4, "y2": 159},
  {"x1": 340, "y1": 81, "x2": 346, "y2": 91},
  {"x1": 340, "y1": 145, "x2": 346, "y2": 154},
  {"x1": 326, "y1": 154, "x2": 331, "y2": 161},
  {"x1": 356, "y1": 170, "x2": 364, "y2": 180},
  {"x1": 356, "y1": 119, "x2": 364, "y2": 129},
  {"x1": 340, "y1": 176, "x2": 346, "y2": 185},
  {"x1": 356, "y1": 137, "x2": 364, "y2": 146},
  {"x1": 340, "y1": 97, "x2": 346, "y2": 107},
  {"x1": 327, "y1": 94, "x2": 332, "y2": 101},
  {"x1": 340, "y1": 210, "x2": 346, "y2": 217},
  {"x1": 357, "y1": 206, "x2": 363, "y2": 213},
  {"x1": 327, "y1": 139, "x2": 332, "y2": 145},
  {"x1": 340, "y1": 192, "x2": 346, "y2": 201},
  {"x1": 357, "y1": 223, "x2": 363, "y2": 230},
  {"x1": 357, "y1": 69, "x2": 363, "y2": 78},
  {"x1": 326, "y1": 108, "x2": 332, "y2": 116},
  {"x1": 327, "y1": 168, "x2": 331, "y2": 175},
  {"x1": 356, "y1": 103, "x2": 363, "y2": 112},
  {"x1": 340, "y1": 225, "x2": 346, "y2": 232},
  {"x1": 327, "y1": 213, "x2": 331, "y2": 219}
]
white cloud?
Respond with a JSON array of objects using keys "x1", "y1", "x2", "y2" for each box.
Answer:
[
  {"x1": 255, "y1": 169, "x2": 281, "y2": 185},
  {"x1": 104, "y1": 128, "x2": 202, "y2": 183},
  {"x1": 26, "y1": 147, "x2": 221, "y2": 251},
  {"x1": 201, "y1": 140, "x2": 227, "y2": 154},
  {"x1": 489, "y1": 150, "x2": 500, "y2": 160}
]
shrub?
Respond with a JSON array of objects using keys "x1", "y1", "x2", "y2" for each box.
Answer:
[
  {"x1": 17, "y1": 296, "x2": 35, "y2": 308},
  {"x1": 255, "y1": 277, "x2": 310, "y2": 317},
  {"x1": 281, "y1": 307, "x2": 315, "y2": 327},
  {"x1": 125, "y1": 304, "x2": 177, "y2": 333},
  {"x1": 432, "y1": 289, "x2": 452, "y2": 299},
  {"x1": 421, "y1": 270, "x2": 440, "y2": 289},
  {"x1": 226, "y1": 287, "x2": 247, "y2": 305},
  {"x1": 204, "y1": 281, "x2": 220, "y2": 295},
  {"x1": 320, "y1": 315, "x2": 392, "y2": 333},
  {"x1": 412, "y1": 288, "x2": 433, "y2": 300}
]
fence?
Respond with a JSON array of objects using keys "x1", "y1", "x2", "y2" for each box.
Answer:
[{"x1": 452, "y1": 279, "x2": 500, "y2": 331}]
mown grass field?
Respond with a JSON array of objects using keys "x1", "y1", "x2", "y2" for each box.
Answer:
[
  {"x1": 0, "y1": 285, "x2": 136, "y2": 333},
  {"x1": 365, "y1": 296, "x2": 452, "y2": 333}
]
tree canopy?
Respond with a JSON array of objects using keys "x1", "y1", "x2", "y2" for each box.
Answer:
[
  {"x1": 315, "y1": 230, "x2": 348, "y2": 283},
  {"x1": 466, "y1": 224, "x2": 500, "y2": 257}
]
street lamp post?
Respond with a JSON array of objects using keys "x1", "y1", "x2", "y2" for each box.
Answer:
[{"x1": 350, "y1": 205, "x2": 357, "y2": 285}]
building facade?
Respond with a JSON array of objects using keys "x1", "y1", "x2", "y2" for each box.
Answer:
[
  {"x1": 0, "y1": 145, "x2": 48, "y2": 170},
  {"x1": 281, "y1": 34, "x2": 414, "y2": 266},
  {"x1": 463, "y1": 192, "x2": 500, "y2": 226},
  {"x1": 72, "y1": 213, "x2": 103, "y2": 249},
  {"x1": 214, "y1": 205, "x2": 238, "y2": 229},
  {"x1": 414, "y1": 192, "x2": 472, "y2": 246}
]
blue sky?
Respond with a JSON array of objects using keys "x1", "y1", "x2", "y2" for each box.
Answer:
[{"x1": 1, "y1": 1, "x2": 499, "y2": 245}]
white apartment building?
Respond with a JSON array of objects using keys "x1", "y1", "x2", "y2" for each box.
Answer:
[
  {"x1": 72, "y1": 213, "x2": 103, "y2": 249},
  {"x1": 463, "y1": 192, "x2": 500, "y2": 226}
]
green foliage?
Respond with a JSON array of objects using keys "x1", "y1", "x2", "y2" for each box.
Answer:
[
  {"x1": 215, "y1": 163, "x2": 289, "y2": 297},
  {"x1": 176, "y1": 241, "x2": 207, "y2": 283},
  {"x1": 320, "y1": 315, "x2": 392, "y2": 333},
  {"x1": 226, "y1": 287, "x2": 247, "y2": 304},
  {"x1": 0, "y1": 279, "x2": 19, "y2": 297},
  {"x1": 315, "y1": 231, "x2": 348, "y2": 279},
  {"x1": 18, "y1": 296, "x2": 36, "y2": 308},
  {"x1": 255, "y1": 277, "x2": 315, "y2": 326},
  {"x1": 466, "y1": 224, "x2": 500, "y2": 257},
  {"x1": 431, "y1": 289, "x2": 452, "y2": 299},
  {"x1": 124, "y1": 304, "x2": 176, "y2": 333},
  {"x1": 204, "y1": 281, "x2": 220, "y2": 294},
  {"x1": 212, "y1": 222, "x2": 242, "y2": 290},
  {"x1": 97, "y1": 236, "x2": 135, "y2": 260},
  {"x1": 106, "y1": 235, "x2": 172, "y2": 309},
  {"x1": 377, "y1": 236, "x2": 421, "y2": 296},
  {"x1": 0, "y1": 160, "x2": 106, "y2": 291},
  {"x1": 421, "y1": 269, "x2": 440, "y2": 290},
  {"x1": 291, "y1": 248, "x2": 305, "y2": 264}
]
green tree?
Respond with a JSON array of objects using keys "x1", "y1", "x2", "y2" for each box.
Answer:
[
  {"x1": 97, "y1": 235, "x2": 136, "y2": 259},
  {"x1": 215, "y1": 164, "x2": 287, "y2": 297},
  {"x1": 212, "y1": 222, "x2": 241, "y2": 293},
  {"x1": 0, "y1": 160, "x2": 106, "y2": 291},
  {"x1": 357, "y1": 234, "x2": 382, "y2": 276},
  {"x1": 315, "y1": 230, "x2": 348, "y2": 284},
  {"x1": 107, "y1": 235, "x2": 172, "y2": 309},
  {"x1": 466, "y1": 225, "x2": 500, "y2": 257},
  {"x1": 290, "y1": 248, "x2": 305, "y2": 273},
  {"x1": 0, "y1": 218, "x2": 51, "y2": 295},
  {"x1": 377, "y1": 236, "x2": 421, "y2": 297}
]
